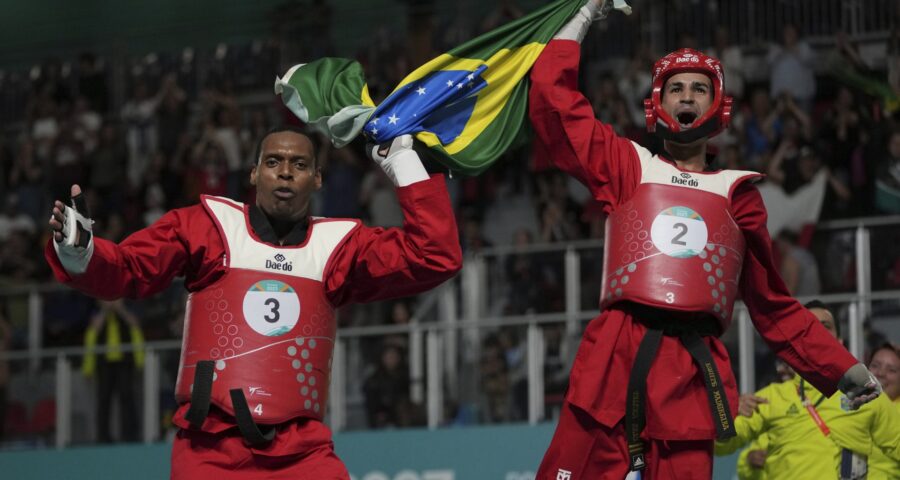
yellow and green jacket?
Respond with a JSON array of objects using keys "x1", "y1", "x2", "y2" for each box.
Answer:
[
  {"x1": 867, "y1": 397, "x2": 900, "y2": 480},
  {"x1": 736, "y1": 434, "x2": 769, "y2": 480},
  {"x1": 715, "y1": 376, "x2": 900, "y2": 479}
]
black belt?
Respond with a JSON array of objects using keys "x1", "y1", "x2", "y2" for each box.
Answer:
[
  {"x1": 624, "y1": 326, "x2": 736, "y2": 472},
  {"x1": 183, "y1": 360, "x2": 275, "y2": 446}
]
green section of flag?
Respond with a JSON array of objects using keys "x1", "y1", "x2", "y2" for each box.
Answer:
[{"x1": 274, "y1": 58, "x2": 375, "y2": 147}]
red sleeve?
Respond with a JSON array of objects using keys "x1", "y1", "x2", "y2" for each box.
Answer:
[
  {"x1": 733, "y1": 183, "x2": 856, "y2": 395},
  {"x1": 44, "y1": 205, "x2": 225, "y2": 299},
  {"x1": 324, "y1": 175, "x2": 463, "y2": 306},
  {"x1": 529, "y1": 39, "x2": 642, "y2": 211}
]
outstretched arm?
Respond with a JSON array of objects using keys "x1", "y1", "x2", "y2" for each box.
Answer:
[
  {"x1": 733, "y1": 183, "x2": 860, "y2": 396},
  {"x1": 46, "y1": 185, "x2": 208, "y2": 300}
]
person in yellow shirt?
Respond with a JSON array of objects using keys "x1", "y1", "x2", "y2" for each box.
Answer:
[
  {"x1": 733, "y1": 357, "x2": 799, "y2": 480},
  {"x1": 82, "y1": 299, "x2": 145, "y2": 443},
  {"x1": 716, "y1": 302, "x2": 900, "y2": 479},
  {"x1": 866, "y1": 343, "x2": 899, "y2": 479}
]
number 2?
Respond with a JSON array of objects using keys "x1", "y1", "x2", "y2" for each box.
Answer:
[
  {"x1": 671, "y1": 223, "x2": 688, "y2": 246},
  {"x1": 264, "y1": 298, "x2": 280, "y2": 323},
  {"x1": 254, "y1": 403, "x2": 263, "y2": 416}
]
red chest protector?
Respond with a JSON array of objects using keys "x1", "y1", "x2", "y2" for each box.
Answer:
[
  {"x1": 174, "y1": 196, "x2": 359, "y2": 424},
  {"x1": 600, "y1": 154, "x2": 762, "y2": 331}
]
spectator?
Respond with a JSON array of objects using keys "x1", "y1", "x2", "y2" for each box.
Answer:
[
  {"x1": 867, "y1": 343, "x2": 900, "y2": 479},
  {"x1": 8, "y1": 137, "x2": 46, "y2": 224},
  {"x1": 768, "y1": 23, "x2": 816, "y2": 111},
  {"x1": 709, "y1": 25, "x2": 745, "y2": 100},
  {"x1": 363, "y1": 345, "x2": 414, "y2": 428},
  {"x1": 743, "y1": 89, "x2": 782, "y2": 169},
  {"x1": 0, "y1": 194, "x2": 36, "y2": 241},
  {"x1": 479, "y1": 335, "x2": 516, "y2": 423},
  {"x1": 774, "y1": 230, "x2": 821, "y2": 297},
  {"x1": 875, "y1": 128, "x2": 900, "y2": 214},
  {"x1": 81, "y1": 300, "x2": 145, "y2": 443},
  {"x1": 77, "y1": 52, "x2": 109, "y2": 113},
  {"x1": 504, "y1": 228, "x2": 540, "y2": 315},
  {"x1": 87, "y1": 123, "x2": 128, "y2": 217},
  {"x1": 121, "y1": 80, "x2": 160, "y2": 187}
]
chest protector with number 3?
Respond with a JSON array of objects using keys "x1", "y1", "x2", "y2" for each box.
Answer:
[
  {"x1": 601, "y1": 155, "x2": 762, "y2": 331},
  {"x1": 174, "y1": 196, "x2": 358, "y2": 424}
]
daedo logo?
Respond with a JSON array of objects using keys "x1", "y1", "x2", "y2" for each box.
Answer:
[
  {"x1": 265, "y1": 253, "x2": 293, "y2": 272},
  {"x1": 671, "y1": 172, "x2": 699, "y2": 187}
]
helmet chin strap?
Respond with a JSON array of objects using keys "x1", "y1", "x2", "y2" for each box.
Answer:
[{"x1": 653, "y1": 116, "x2": 721, "y2": 144}]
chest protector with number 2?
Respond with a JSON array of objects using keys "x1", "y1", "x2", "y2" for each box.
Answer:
[
  {"x1": 174, "y1": 195, "x2": 358, "y2": 424},
  {"x1": 601, "y1": 155, "x2": 762, "y2": 331}
]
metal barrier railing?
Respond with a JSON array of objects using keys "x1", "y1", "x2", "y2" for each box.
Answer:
[{"x1": 2, "y1": 216, "x2": 900, "y2": 448}]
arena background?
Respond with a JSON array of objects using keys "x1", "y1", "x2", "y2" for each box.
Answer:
[{"x1": 0, "y1": 0, "x2": 898, "y2": 479}]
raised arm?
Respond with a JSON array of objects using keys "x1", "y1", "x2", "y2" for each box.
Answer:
[
  {"x1": 324, "y1": 136, "x2": 463, "y2": 305},
  {"x1": 528, "y1": 1, "x2": 641, "y2": 211}
]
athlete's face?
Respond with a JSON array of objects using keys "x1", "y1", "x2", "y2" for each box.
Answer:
[
  {"x1": 251, "y1": 131, "x2": 321, "y2": 223},
  {"x1": 661, "y1": 72, "x2": 714, "y2": 130},
  {"x1": 869, "y1": 348, "x2": 899, "y2": 401}
]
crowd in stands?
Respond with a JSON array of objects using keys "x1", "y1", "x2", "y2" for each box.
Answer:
[{"x1": 0, "y1": 0, "x2": 899, "y2": 442}]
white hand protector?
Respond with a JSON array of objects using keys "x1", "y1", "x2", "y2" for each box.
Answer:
[
  {"x1": 367, "y1": 134, "x2": 430, "y2": 187},
  {"x1": 554, "y1": 0, "x2": 633, "y2": 43},
  {"x1": 838, "y1": 363, "x2": 883, "y2": 409},
  {"x1": 53, "y1": 193, "x2": 94, "y2": 274}
]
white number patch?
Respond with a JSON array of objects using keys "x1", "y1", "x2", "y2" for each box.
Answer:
[
  {"x1": 650, "y1": 206, "x2": 708, "y2": 258},
  {"x1": 242, "y1": 280, "x2": 301, "y2": 336}
]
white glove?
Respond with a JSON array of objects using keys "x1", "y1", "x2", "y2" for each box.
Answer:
[
  {"x1": 838, "y1": 363, "x2": 882, "y2": 410},
  {"x1": 53, "y1": 191, "x2": 94, "y2": 274},
  {"x1": 554, "y1": 0, "x2": 633, "y2": 43},
  {"x1": 367, "y1": 134, "x2": 430, "y2": 187}
]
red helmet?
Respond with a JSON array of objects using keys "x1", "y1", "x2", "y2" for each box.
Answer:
[{"x1": 643, "y1": 48, "x2": 733, "y2": 143}]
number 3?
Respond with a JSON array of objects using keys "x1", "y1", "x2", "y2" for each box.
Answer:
[
  {"x1": 264, "y1": 298, "x2": 280, "y2": 323},
  {"x1": 666, "y1": 292, "x2": 675, "y2": 304}
]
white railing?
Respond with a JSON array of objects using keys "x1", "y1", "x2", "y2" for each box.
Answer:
[{"x1": 1, "y1": 216, "x2": 899, "y2": 448}]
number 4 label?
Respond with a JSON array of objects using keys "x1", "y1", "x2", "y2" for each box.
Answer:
[{"x1": 254, "y1": 403, "x2": 263, "y2": 416}]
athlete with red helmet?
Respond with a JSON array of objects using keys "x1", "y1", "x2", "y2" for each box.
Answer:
[{"x1": 529, "y1": 1, "x2": 881, "y2": 479}]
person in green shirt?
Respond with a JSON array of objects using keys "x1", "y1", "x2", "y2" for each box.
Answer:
[{"x1": 716, "y1": 301, "x2": 900, "y2": 479}]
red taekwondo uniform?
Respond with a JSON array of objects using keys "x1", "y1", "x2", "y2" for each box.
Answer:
[
  {"x1": 45, "y1": 174, "x2": 461, "y2": 479},
  {"x1": 528, "y1": 36, "x2": 858, "y2": 480}
]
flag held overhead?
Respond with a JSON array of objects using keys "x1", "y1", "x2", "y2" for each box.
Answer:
[{"x1": 275, "y1": 0, "x2": 631, "y2": 175}]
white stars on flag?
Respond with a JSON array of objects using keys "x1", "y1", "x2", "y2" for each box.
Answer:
[
  {"x1": 446, "y1": 80, "x2": 454, "y2": 87},
  {"x1": 416, "y1": 87, "x2": 427, "y2": 95},
  {"x1": 388, "y1": 114, "x2": 399, "y2": 125}
]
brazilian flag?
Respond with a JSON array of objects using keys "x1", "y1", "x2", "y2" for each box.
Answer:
[{"x1": 275, "y1": 0, "x2": 587, "y2": 176}]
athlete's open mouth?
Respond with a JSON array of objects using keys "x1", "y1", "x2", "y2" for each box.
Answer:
[{"x1": 676, "y1": 112, "x2": 697, "y2": 128}]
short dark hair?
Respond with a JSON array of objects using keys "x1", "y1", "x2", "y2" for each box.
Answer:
[
  {"x1": 804, "y1": 300, "x2": 839, "y2": 337},
  {"x1": 254, "y1": 125, "x2": 318, "y2": 168}
]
